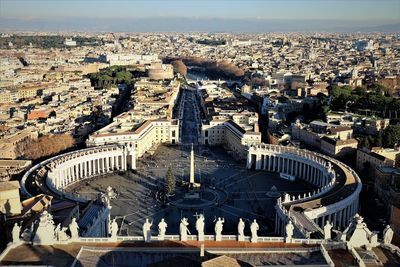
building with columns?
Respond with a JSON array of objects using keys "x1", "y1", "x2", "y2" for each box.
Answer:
[
  {"x1": 201, "y1": 119, "x2": 261, "y2": 159},
  {"x1": 247, "y1": 144, "x2": 361, "y2": 238},
  {"x1": 21, "y1": 145, "x2": 134, "y2": 201},
  {"x1": 86, "y1": 119, "x2": 179, "y2": 159}
]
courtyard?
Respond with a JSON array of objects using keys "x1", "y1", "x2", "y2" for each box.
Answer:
[{"x1": 67, "y1": 144, "x2": 314, "y2": 237}]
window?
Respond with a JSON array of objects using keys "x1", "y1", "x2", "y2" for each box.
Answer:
[
  {"x1": 205, "y1": 130, "x2": 208, "y2": 137},
  {"x1": 172, "y1": 130, "x2": 176, "y2": 137}
]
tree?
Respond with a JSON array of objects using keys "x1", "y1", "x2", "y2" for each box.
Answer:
[
  {"x1": 360, "y1": 137, "x2": 370, "y2": 149},
  {"x1": 16, "y1": 134, "x2": 75, "y2": 160},
  {"x1": 165, "y1": 167, "x2": 175, "y2": 195},
  {"x1": 375, "y1": 131, "x2": 383, "y2": 147},
  {"x1": 383, "y1": 125, "x2": 400, "y2": 148},
  {"x1": 171, "y1": 60, "x2": 187, "y2": 77}
]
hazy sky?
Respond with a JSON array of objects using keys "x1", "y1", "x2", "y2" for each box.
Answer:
[
  {"x1": 1, "y1": 0, "x2": 399, "y2": 22},
  {"x1": 1, "y1": 0, "x2": 399, "y2": 32}
]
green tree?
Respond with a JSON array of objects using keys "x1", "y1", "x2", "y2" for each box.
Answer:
[
  {"x1": 383, "y1": 125, "x2": 400, "y2": 148},
  {"x1": 375, "y1": 131, "x2": 383, "y2": 147},
  {"x1": 165, "y1": 167, "x2": 176, "y2": 195},
  {"x1": 361, "y1": 137, "x2": 371, "y2": 149}
]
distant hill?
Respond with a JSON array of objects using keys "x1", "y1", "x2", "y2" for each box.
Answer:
[{"x1": 0, "y1": 17, "x2": 399, "y2": 33}]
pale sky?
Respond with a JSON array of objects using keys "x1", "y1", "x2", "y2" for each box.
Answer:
[{"x1": 1, "y1": 0, "x2": 399, "y2": 22}]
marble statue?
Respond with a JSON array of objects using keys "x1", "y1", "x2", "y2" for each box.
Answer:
[
  {"x1": 142, "y1": 218, "x2": 153, "y2": 243},
  {"x1": 214, "y1": 217, "x2": 224, "y2": 241},
  {"x1": 238, "y1": 218, "x2": 245, "y2": 241},
  {"x1": 341, "y1": 214, "x2": 378, "y2": 248},
  {"x1": 33, "y1": 211, "x2": 56, "y2": 245},
  {"x1": 383, "y1": 225, "x2": 394, "y2": 245},
  {"x1": 110, "y1": 218, "x2": 119, "y2": 239},
  {"x1": 69, "y1": 218, "x2": 79, "y2": 240},
  {"x1": 59, "y1": 227, "x2": 69, "y2": 241},
  {"x1": 195, "y1": 214, "x2": 205, "y2": 241},
  {"x1": 250, "y1": 219, "x2": 259, "y2": 243},
  {"x1": 285, "y1": 220, "x2": 294, "y2": 243},
  {"x1": 54, "y1": 223, "x2": 69, "y2": 241},
  {"x1": 11, "y1": 223, "x2": 21, "y2": 243},
  {"x1": 324, "y1": 221, "x2": 333, "y2": 240},
  {"x1": 370, "y1": 232, "x2": 379, "y2": 247},
  {"x1": 158, "y1": 218, "x2": 168, "y2": 240},
  {"x1": 180, "y1": 217, "x2": 190, "y2": 241},
  {"x1": 54, "y1": 224, "x2": 61, "y2": 241}
]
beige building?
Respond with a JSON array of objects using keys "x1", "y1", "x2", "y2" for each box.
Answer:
[
  {"x1": 374, "y1": 166, "x2": 400, "y2": 207},
  {"x1": 0, "y1": 130, "x2": 39, "y2": 159},
  {"x1": 320, "y1": 136, "x2": 358, "y2": 158},
  {"x1": 0, "y1": 159, "x2": 32, "y2": 181},
  {"x1": 326, "y1": 126, "x2": 353, "y2": 140},
  {"x1": 147, "y1": 63, "x2": 174, "y2": 80},
  {"x1": 0, "y1": 181, "x2": 22, "y2": 215},
  {"x1": 356, "y1": 147, "x2": 400, "y2": 173},
  {"x1": 86, "y1": 119, "x2": 179, "y2": 158},
  {"x1": 201, "y1": 119, "x2": 261, "y2": 159}
]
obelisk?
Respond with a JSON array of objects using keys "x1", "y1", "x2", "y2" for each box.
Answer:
[{"x1": 190, "y1": 143, "x2": 195, "y2": 185}]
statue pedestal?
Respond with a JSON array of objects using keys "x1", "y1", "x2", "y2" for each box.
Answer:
[
  {"x1": 198, "y1": 234, "x2": 204, "y2": 241},
  {"x1": 238, "y1": 235, "x2": 244, "y2": 242},
  {"x1": 251, "y1": 237, "x2": 258, "y2": 243},
  {"x1": 184, "y1": 192, "x2": 200, "y2": 199},
  {"x1": 215, "y1": 235, "x2": 222, "y2": 241}
]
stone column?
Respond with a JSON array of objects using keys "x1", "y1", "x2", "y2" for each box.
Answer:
[
  {"x1": 255, "y1": 154, "x2": 260, "y2": 169},
  {"x1": 312, "y1": 167, "x2": 316, "y2": 185},
  {"x1": 66, "y1": 167, "x2": 70, "y2": 183},
  {"x1": 89, "y1": 160, "x2": 92, "y2": 176},
  {"x1": 267, "y1": 156, "x2": 271, "y2": 171},
  {"x1": 333, "y1": 213, "x2": 337, "y2": 227},
  {"x1": 247, "y1": 152, "x2": 252, "y2": 169},
  {"x1": 80, "y1": 162, "x2": 83, "y2": 179},
  {"x1": 97, "y1": 158, "x2": 101, "y2": 174},
  {"x1": 264, "y1": 156, "x2": 267, "y2": 170},
  {"x1": 277, "y1": 156, "x2": 281, "y2": 172},
  {"x1": 62, "y1": 169, "x2": 67, "y2": 187},
  {"x1": 337, "y1": 209, "x2": 342, "y2": 229}
]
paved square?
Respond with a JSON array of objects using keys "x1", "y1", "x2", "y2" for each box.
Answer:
[{"x1": 68, "y1": 144, "x2": 314, "y2": 236}]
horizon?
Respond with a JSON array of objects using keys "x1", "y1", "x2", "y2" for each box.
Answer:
[{"x1": 0, "y1": 0, "x2": 399, "y2": 33}]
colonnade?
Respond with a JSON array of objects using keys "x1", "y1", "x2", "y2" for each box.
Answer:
[
  {"x1": 247, "y1": 144, "x2": 362, "y2": 234},
  {"x1": 45, "y1": 145, "x2": 136, "y2": 193},
  {"x1": 310, "y1": 198, "x2": 359, "y2": 231},
  {"x1": 248, "y1": 152, "x2": 330, "y2": 188}
]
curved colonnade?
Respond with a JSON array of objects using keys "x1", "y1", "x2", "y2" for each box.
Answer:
[
  {"x1": 21, "y1": 142, "x2": 361, "y2": 239},
  {"x1": 247, "y1": 144, "x2": 362, "y2": 236},
  {"x1": 21, "y1": 145, "x2": 135, "y2": 201}
]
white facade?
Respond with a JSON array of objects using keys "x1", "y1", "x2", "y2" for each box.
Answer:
[
  {"x1": 86, "y1": 119, "x2": 179, "y2": 159},
  {"x1": 201, "y1": 120, "x2": 261, "y2": 159}
]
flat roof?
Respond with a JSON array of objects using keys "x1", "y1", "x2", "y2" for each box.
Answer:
[
  {"x1": 0, "y1": 181, "x2": 20, "y2": 192},
  {"x1": 0, "y1": 241, "x2": 321, "y2": 267}
]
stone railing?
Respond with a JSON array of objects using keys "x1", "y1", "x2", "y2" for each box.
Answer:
[
  {"x1": 281, "y1": 178, "x2": 336, "y2": 205},
  {"x1": 77, "y1": 235, "x2": 300, "y2": 244},
  {"x1": 320, "y1": 244, "x2": 335, "y2": 267}
]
